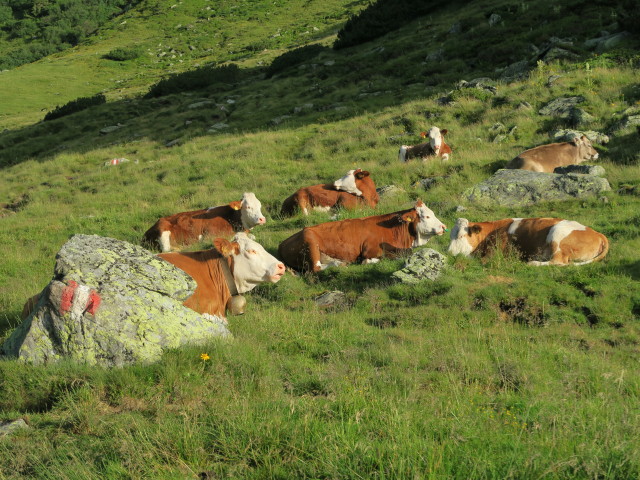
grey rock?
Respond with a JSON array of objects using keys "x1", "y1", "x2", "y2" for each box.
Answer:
[
  {"x1": 425, "y1": 49, "x2": 444, "y2": 62},
  {"x1": 539, "y1": 47, "x2": 579, "y2": 62},
  {"x1": 546, "y1": 74, "x2": 562, "y2": 86},
  {"x1": 552, "y1": 129, "x2": 609, "y2": 145},
  {"x1": 376, "y1": 185, "x2": 405, "y2": 198},
  {"x1": 570, "y1": 108, "x2": 594, "y2": 126},
  {"x1": 392, "y1": 249, "x2": 446, "y2": 284},
  {"x1": 620, "y1": 115, "x2": 640, "y2": 129},
  {"x1": 457, "y1": 79, "x2": 497, "y2": 94},
  {"x1": 187, "y1": 100, "x2": 215, "y2": 109},
  {"x1": 0, "y1": 419, "x2": 29, "y2": 436},
  {"x1": 554, "y1": 164, "x2": 605, "y2": 176},
  {"x1": 585, "y1": 31, "x2": 631, "y2": 52},
  {"x1": 165, "y1": 139, "x2": 180, "y2": 147},
  {"x1": 449, "y1": 22, "x2": 461, "y2": 34},
  {"x1": 315, "y1": 291, "x2": 346, "y2": 308},
  {"x1": 488, "y1": 13, "x2": 502, "y2": 27},
  {"x1": 463, "y1": 169, "x2": 611, "y2": 207},
  {"x1": 517, "y1": 101, "x2": 532, "y2": 110},
  {"x1": 2, "y1": 235, "x2": 230, "y2": 367},
  {"x1": 539, "y1": 96, "x2": 585, "y2": 117},
  {"x1": 500, "y1": 60, "x2": 530, "y2": 82},
  {"x1": 100, "y1": 125, "x2": 122, "y2": 134},
  {"x1": 493, "y1": 134, "x2": 508, "y2": 143},
  {"x1": 208, "y1": 122, "x2": 229, "y2": 131},
  {"x1": 413, "y1": 177, "x2": 444, "y2": 190},
  {"x1": 455, "y1": 205, "x2": 467, "y2": 212}
]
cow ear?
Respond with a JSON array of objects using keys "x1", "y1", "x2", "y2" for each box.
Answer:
[
  {"x1": 468, "y1": 225, "x2": 482, "y2": 235},
  {"x1": 229, "y1": 201, "x2": 242, "y2": 210},
  {"x1": 570, "y1": 136, "x2": 581, "y2": 146},
  {"x1": 214, "y1": 238, "x2": 238, "y2": 257},
  {"x1": 401, "y1": 212, "x2": 416, "y2": 223},
  {"x1": 355, "y1": 170, "x2": 370, "y2": 179},
  {"x1": 420, "y1": 131, "x2": 427, "y2": 138},
  {"x1": 441, "y1": 129, "x2": 448, "y2": 136}
]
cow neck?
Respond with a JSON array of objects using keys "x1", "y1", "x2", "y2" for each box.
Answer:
[{"x1": 218, "y1": 256, "x2": 239, "y2": 296}]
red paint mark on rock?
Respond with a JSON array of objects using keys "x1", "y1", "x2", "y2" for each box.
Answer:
[
  {"x1": 59, "y1": 280, "x2": 78, "y2": 314},
  {"x1": 86, "y1": 290, "x2": 101, "y2": 315}
]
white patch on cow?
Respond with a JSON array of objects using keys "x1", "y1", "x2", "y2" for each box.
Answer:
[
  {"x1": 71, "y1": 285, "x2": 91, "y2": 318},
  {"x1": 240, "y1": 192, "x2": 266, "y2": 230},
  {"x1": 313, "y1": 206, "x2": 332, "y2": 213},
  {"x1": 427, "y1": 127, "x2": 442, "y2": 155},
  {"x1": 198, "y1": 234, "x2": 203, "y2": 241},
  {"x1": 413, "y1": 202, "x2": 446, "y2": 247},
  {"x1": 507, "y1": 218, "x2": 523, "y2": 236},
  {"x1": 441, "y1": 153, "x2": 450, "y2": 161},
  {"x1": 202, "y1": 312, "x2": 228, "y2": 325},
  {"x1": 231, "y1": 233, "x2": 284, "y2": 293},
  {"x1": 160, "y1": 230, "x2": 172, "y2": 252},
  {"x1": 447, "y1": 218, "x2": 474, "y2": 256},
  {"x1": 399, "y1": 146, "x2": 408, "y2": 162},
  {"x1": 546, "y1": 220, "x2": 586, "y2": 252},
  {"x1": 302, "y1": 207, "x2": 309, "y2": 215},
  {"x1": 333, "y1": 170, "x2": 363, "y2": 196},
  {"x1": 315, "y1": 260, "x2": 322, "y2": 268},
  {"x1": 362, "y1": 258, "x2": 380, "y2": 264}
]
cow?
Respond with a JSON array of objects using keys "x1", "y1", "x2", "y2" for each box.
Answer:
[
  {"x1": 398, "y1": 127, "x2": 452, "y2": 162},
  {"x1": 448, "y1": 217, "x2": 609, "y2": 266},
  {"x1": 159, "y1": 232, "x2": 285, "y2": 317},
  {"x1": 278, "y1": 200, "x2": 446, "y2": 272},
  {"x1": 504, "y1": 136, "x2": 599, "y2": 173},
  {"x1": 280, "y1": 168, "x2": 379, "y2": 216},
  {"x1": 143, "y1": 192, "x2": 266, "y2": 252}
]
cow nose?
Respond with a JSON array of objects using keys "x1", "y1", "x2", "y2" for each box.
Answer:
[
  {"x1": 258, "y1": 217, "x2": 266, "y2": 224},
  {"x1": 275, "y1": 262, "x2": 285, "y2": 275}
]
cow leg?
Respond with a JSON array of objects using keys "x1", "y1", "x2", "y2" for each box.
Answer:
[
  {"x1": 362, "y1": 258, "x2": 380, "y2": 264},
  {"x1": 159, "y1": 230, "x2": 172, "y2": 252},
  {"x1": 301, "y1": 231, "x2": 323, "y2": 272}
]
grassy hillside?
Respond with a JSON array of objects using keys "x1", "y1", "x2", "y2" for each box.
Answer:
[{"x1": 1, "y1": 0, "x2": 639, "y2": 478}]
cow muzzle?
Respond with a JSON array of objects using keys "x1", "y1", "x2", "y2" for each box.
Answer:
[{"x1": 270, "y1": 262, "x2": 286, "y2": 282}]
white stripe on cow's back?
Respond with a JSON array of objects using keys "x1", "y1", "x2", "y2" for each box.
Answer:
[
  {"x1": 507, "y1": 218, "x2": 523, "y2": 235},
  {"x1": 547, "y1": 220, "x2": 587, "y2": 250}
]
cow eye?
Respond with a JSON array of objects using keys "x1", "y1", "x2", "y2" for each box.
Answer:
[{"x1": 247, "y1": 249, "x2": 257, "y2": 255}]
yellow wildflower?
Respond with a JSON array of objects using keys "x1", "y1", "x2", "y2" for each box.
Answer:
[{"x1": 200, "y1": 353, "x2": 210, "y2": 361}]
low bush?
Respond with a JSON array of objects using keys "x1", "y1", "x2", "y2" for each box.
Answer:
[
  {"x1": 103, "y1": 47, "x2": 142, "y2": 61},
  {"x1": 265, "y1": 44, "x2": 327, "y2": 78},
  {"x1": 44, "y1": 94, "x2": 107, "y2": 121},
  {"x1": 145, "y1": 63, "x2": 241, "y2": 98}
]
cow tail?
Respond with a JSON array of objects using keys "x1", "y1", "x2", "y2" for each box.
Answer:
[{"x1": 592, "y1": 235, "x2": 609, "y2": 263}]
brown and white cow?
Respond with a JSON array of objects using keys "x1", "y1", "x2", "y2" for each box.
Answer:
[
  {"x1": 398, "y1": 127, "x2": 452, "y2": 162},
  {"x1": 280, "y1": 168, "x2": 379, "y2": 216},
  {"x1": 159, "y1": 233, "x2": 285, "y2": 317},
  {"x1": 504, "y1": 136, "x2": 599, "y2": 173},
  {"x1": 143, "y1": 192, "x2": 266, "y2": 252},
  {"x1": 448, "y1": 217, "x2": 609, "y2": 266},
  {"x1": 278, "y1": 200, "x2": 446, "y2": 272}
]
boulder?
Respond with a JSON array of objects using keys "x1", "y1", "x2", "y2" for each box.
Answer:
[
  {"x1": 553, "y1": 165, "x2": 605, "y2": 176},
  {"x1": 499, "y1": 60, "x2": 530, "y2": 82},
  {"x1": 376, "y1": 185, "x2": 405, "y2": 199},
  {"x1": 392, "y1": 249, "x2": 446, "y2": 284},
  {"x1": 463, "y1": 169, "x2": 611, "y2": 207},
  {"x1": 0, "y1": 419, "x2": 29, "y2": 437},
  {"x1": 2, "y1": 235, "x2": 230, "y2": 367},
  {"x1": 552, "y1": 129, "x2": 610, "y2": 145},
  {"x1": 539, "y1": 96, "x2": 585, "y2": 117}
]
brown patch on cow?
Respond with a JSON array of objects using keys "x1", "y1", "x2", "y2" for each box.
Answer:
[{"x1": 498, "y1": 297, "x2": 546, "y2": 326}]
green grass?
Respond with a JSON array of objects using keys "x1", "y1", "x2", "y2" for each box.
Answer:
[{"x1": 0, "y1": 0, "x2": 640, "y2": 478}]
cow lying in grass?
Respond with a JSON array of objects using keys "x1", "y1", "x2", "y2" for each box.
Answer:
[
  {"x1": 504, "y1": 136, "x2": 598, "y2": 172},
  {"x1": 398, "y1": 127, "x2": 452, "y2": 162},
  {"x1": 143, "y1": 192, "x2": 266, "y2": 252},
  {"x1": 159, "y1": 233, "x2": 285, "y2": 317},
  {"x1": 278, "y1": 200, "x2": 446, "y2": 272},
  {"x1": 280, "y1": 168, "x2": 379, "y2": 216},
  {"x1": 448, "y1": 217, "x2": 609, "y2": 266}
]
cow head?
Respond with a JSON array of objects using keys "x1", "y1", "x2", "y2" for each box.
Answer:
[
  {"x1": 334, "y1": 169, "x2": 364, "y2": 196},
  {"x1": 401, "y1": 200, "x2": 447, "y2": 247},
  {"x1": 424, "y1": 126, "x2": 447, "y2": 156},
  {"x1": 236, "y1": 192, "x2": 266, "y2": 230},
  {"x1": 571, "y1": 135, "x2": 599, "y2": 163},
  {"x1": 214, "y1": 233, "x2": 285, "y2": 294},
  {"x1": 448, "y1": 218, "x2": 482, "y2": 256}
]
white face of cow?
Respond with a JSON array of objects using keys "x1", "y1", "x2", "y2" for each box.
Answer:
[
  {"x1": 240, "y1": 192, "x2": 266, "y2": 230},
  {"x1": 427, "y1": 127, "x2": 443, "y2": 155},
  {"x1": 448, "y1": 218, "x2": 475, "y2": 256},
  {"x1": 412, "y1": 201, "x2": 447, "y2": 247},
  {"x1": 574, "y1": 136, "x2": 599, "y2": 161},
  {"x1": 230, "y1": 233, "x2": 285, "y2": 293},
  {"x1": 333, "y1": 169, "x2": 363, "y2": 196}
]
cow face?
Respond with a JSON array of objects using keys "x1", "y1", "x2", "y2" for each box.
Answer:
[
  {"x1": 334, "y1": 169, "x2": 363, "y2": 196},
  {"x1": 426, "y1": 127, "x2": 445, "y2": 155},
  {"x1": 215, "y1": 233, "x2": 285, "y2": 293},
  {"x1": 572, "y1": 135, "x2": 599, "y2": 162},
  {"x1": 448, "y1": 218, "x2": 482, "y2": 256},
  {"x1": 402, "y1": 200, "x2": 447, "y2": 246},
  {"x1": 240, "y1": 192, "x2": 266, "y2": 230}
]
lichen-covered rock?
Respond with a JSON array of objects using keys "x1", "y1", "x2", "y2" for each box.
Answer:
[
  {"x1": 392, "y1": 249, "x2": 446, "y2": 284},
  {"x1": 552, "y1": 129, "x2": 610, "y2": 145},
  {"x1": 2, "y1": 234, "x2": 230, "y2": 367},
  {"x1": 539, "y1": 96, "x2": 585, "y2": 117},
  {"x1": 553, "y1": 164, "x2": 606, "y2": 176},
  {"x1": 376, "y1": 185, "x2": 405, "y2": 199},
  {"x1": 463, "y1": 169, "x2": 611, "y2": 207}
]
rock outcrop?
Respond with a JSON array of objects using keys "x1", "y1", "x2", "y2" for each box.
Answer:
[
  {"x1": 392, "y1": 249, "x2": 446, "y2": 284},
  {"x1": 2, "y1": 234, "x2": 230, "y2": 367}
]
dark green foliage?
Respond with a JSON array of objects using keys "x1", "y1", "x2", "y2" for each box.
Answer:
[
  {"x1": 103, "y1": 46, "x2": 142, "y2": 62},
  {"x1": 265, "y1": 44, "x2": 327, "y2": 78},
  {"x1": 618, "y1": 0, "x2": 640, "y2": 34},
  {"x1": 333, "y1": 0, "x2": 458, "y2": 49},
  {"x1": 0, "y1": 0, "x2": 142, "y2": 70},
  {"x1": 44, "y1": 93, "x2": 106, "y2": 121},
  {"x1": 145, "y1": 63, "x2": 242, "y2": 98}
]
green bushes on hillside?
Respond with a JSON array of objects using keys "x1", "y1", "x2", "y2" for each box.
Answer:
[
  {"x1": 103, "y1": 47, "x2": 142, "y2": 62},
  {"x1": 44, "y1": 94, "x2": 106, "y2": 121},
  {"x1": 145, "y1": 64, "x2": 242, "y2": 98},
  {"x1": 266, "y1": 44, "x2": 328, "y2": 78},
  {"x1": 0, "y1": 0, "x2": 142, "y2": 70}
]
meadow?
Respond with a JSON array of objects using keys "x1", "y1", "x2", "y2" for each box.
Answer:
[{"x1": 0, "y1": 0, "x2": 639, "y2": 478}]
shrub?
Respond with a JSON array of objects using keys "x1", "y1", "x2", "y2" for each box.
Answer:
[
  {"x1": 44, "y1": 94, "x2": 106, "y2": 121},
  {"x1": 103, "y1": 47, "x2": 141, "y2": 61},
  {"x1": 265, "y1": 44, "x2": 327, "y2": 78},
  {"x1": 145, "y1": 63, "x2": 241, "y2": 98}
]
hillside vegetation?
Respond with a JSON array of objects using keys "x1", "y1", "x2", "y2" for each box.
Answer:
[{"x1": 0, "y1": 0, "x2": 639, "y2": 478}]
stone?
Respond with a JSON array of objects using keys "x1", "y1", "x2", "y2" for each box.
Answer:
[
  {"x1": 539, "y1": 96, "x2": 585, "y2": 117},
  {"x1": 539, "y1": 47, "x2": 579, "y2": 62},
  {"x1": 425, "y1": 49, "x2": 444, "y2": 62},
  {"x1": 488, "y1": 13, "x2": 502, "y2": 27},
  {"x1": 463, "y1": 169, "x2": 611, "y2": 207},
  {"x1": 500, "y1": 60, "x2": 530, "y2": 82},
  {"x1": 187, "y1": 100, "x2": 215, "y2": 109},
  {"x1": 208, "y1": 122, "x2": 229, "y2": 131},
  {"x1": 0, "y1": 419, "x2": 29, "y2": 436},
  {"x1": 315, "y1": 291, "x2": 347, "y2": 308},
  {"x1": 553, "y1": 164, "x2": 605, "y2": 176},
  {"x1": 585, "y1": 31, "x2": 631, "y2": 52},
  {"x1": 376, "y1": 185, "x2": 405, "y2": 198},
  {"x1": 392, "y1": 249, "x2": 446, "y2": 284},
  {"x1": 552, "y1": 129, "x2": 610, "y2": 145},
  {"x1": 1, "y1": 235, "x2": 230, "y2": 367},
  {"x1": 546, "y1": 75, "x2": 562, "y2": 86},
  {"x1": 100, "y1": 125, "x2": 122, "y2": 134},
  {"x1": 570, "y1": 108, "x2": 594, "y2": 126},
  {"x1": 620, "y1": 115, "x2": 640, "y2": 129},
  {"x1": 165, "y1": 139, "x2": 180, "y2": 147},
  {"x1": 413, "y1": 177, "x2": 444, "y2": 190}
]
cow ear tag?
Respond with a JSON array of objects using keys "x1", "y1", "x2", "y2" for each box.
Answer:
[{"x1": 229, "y1": 201, "x2": 242, "y2": 210}]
